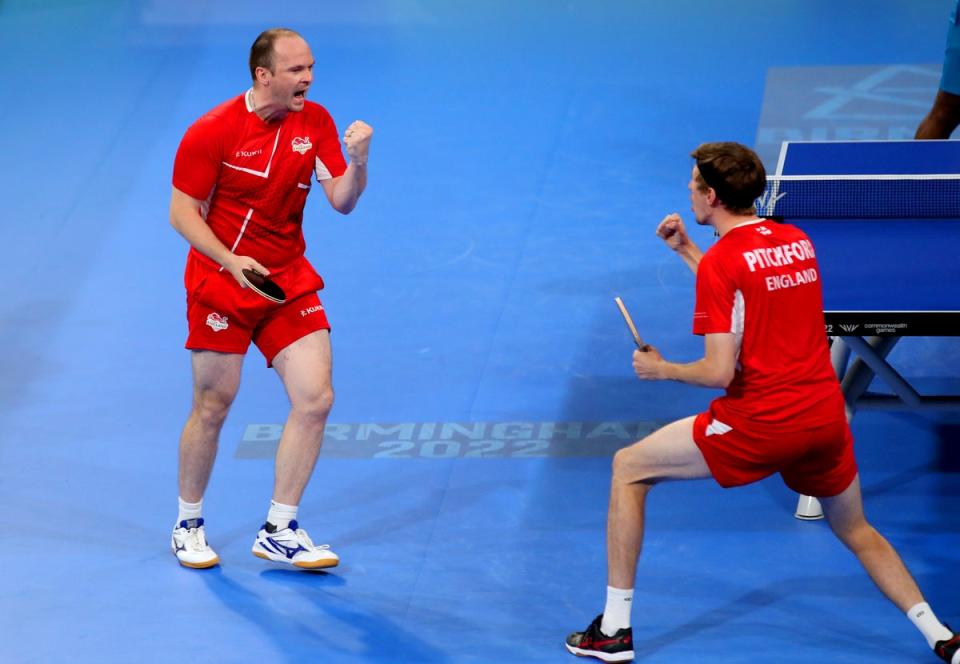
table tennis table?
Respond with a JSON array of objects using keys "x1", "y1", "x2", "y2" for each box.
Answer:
[{"x1": 760, "y1": 140, "x2": 960, "y2": 518}]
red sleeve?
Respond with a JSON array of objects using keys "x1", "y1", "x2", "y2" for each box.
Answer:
[
  {"x1": 172, "y1": 117, "x2": 222, "y2": 200},
  {"x1": 312, "y1": 106, "x2": 347, "y2": 180},
  {"x1": 692, "y1": 249, "x2": 738, "y2": 335}
]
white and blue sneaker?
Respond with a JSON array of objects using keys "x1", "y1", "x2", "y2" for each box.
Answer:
[
  {"x1": 252, "y1": 520, "x2": 340, "y2": 570},
  {"x1": 171, "y1": 518, "x2": 220, "y2": 569}
]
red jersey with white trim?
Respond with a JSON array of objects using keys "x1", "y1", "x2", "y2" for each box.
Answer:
[
  {"x1": 172, "y1": 90, "x2": 347, "y2": 272},
  {"x1": 692, "y1": 219, "x2": 843, "y2": 428}
]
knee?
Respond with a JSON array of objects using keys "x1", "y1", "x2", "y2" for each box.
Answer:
[
  {"x1": 612, "y1": 446, "x2": 654, "y2": 487},
  {"x1": 192, "y1": 389, "x2": 235, "y2": 427},
  {"x1": 292, "y1": 386, "x2": 335, "y2": 423}
]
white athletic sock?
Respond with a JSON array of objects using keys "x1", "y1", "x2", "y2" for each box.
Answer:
[
  {"x1": 177, "y1": 497, "x2": 202, "y2": 524},
  {"x1": 907, "y1": 602, "x2": 952, "y2": 649},
  {"x1": 267, "y1": 501, "x2": 298, "y2": 531},
  {"x1": 600, "y1": 586, "x2": 634, "y2": 636}
]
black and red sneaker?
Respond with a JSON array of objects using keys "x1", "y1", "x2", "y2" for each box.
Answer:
[
  {"x1": 565, "y1": 614, "x2": 634, "y2": 662},
  {"x1": 935, "y1": 628, "x2": 960, "y2": 664}
]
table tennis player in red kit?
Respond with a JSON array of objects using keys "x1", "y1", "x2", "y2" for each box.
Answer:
[
  {"x1": 167, "y1": 28, "x2": 372, "y2": 570},
  {"x1": 565, "y1": 142, "x2": 959, "y2": 664}
]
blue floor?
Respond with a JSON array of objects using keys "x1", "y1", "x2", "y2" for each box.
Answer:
[{"x1": 1, "y1": 1, "x2": 958, "y2": 662}]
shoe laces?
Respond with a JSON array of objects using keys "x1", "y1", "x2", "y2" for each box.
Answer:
[
  {"x1": 265, "y1": 521, "x2": 330, "y2": 553},
  {"x1": 290, "y1": 527, "x2": 333, "y2": 552},
  {"x1": 184, "y1": 525, "x2": 209, "y2": 552},
  {"x1": 292, "y1": 528, "x2": 317, "y2": 549}
]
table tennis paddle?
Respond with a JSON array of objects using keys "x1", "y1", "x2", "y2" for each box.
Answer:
[
  {"x1": 614, "y1": 296, "x2": 649, "y2": 351},
  {"x1": 241, "y1": 269, "x2": 286, "y2": 304}
]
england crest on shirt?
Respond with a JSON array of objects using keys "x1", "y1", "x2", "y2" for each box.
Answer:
[{"x1": 292, "y1": 137, "x2": 313, "y2": 154}]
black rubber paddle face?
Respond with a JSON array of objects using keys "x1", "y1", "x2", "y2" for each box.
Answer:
[{"x1": 241, "y1": 269, "x2": 286, "y2": 304}]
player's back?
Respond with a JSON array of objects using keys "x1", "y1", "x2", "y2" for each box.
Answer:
[{"x1": 703, "y1": 219, "x2": 843, "y2": 428}]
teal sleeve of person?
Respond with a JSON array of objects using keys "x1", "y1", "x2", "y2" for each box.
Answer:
[{"x1": 942, "y1": 1, "x2": 960, "y2": 94}]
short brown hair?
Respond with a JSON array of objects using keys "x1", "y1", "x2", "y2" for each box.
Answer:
[
  {"x1": 249, "y1": 28, "x2": 301, "y2": 80},
  {"x1": 690, "y1": 142, "x2": 766, "y2": 215}
]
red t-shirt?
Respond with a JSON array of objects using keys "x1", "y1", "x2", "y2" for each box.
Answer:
[
  {"x1": 693, "y1": 219, "x2": 844, "y2": 428},
  {"x1": 172, "y1": 90, "x2": 347, "y2": 272}
]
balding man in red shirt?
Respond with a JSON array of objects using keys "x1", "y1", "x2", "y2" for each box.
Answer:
[{"x1": 168, "y1": 28, "x2": 372, "y2": 571}]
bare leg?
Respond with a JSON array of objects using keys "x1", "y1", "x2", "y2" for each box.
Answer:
[
  {"x1": 607, "y1": 416, "x2": 713, "y2": 589},
  {"x1": 915, "y1": 89, "x2": 960, "y2": 139},
  {"x1": 819, "y1": 474, "x2": 924, "y2": 612},
  {"x1": 178, "y1": 351, "x2": 244, "y2": 502},
  {"x1": 270, "y1": 330, "x2": 334, "y2": 505}
]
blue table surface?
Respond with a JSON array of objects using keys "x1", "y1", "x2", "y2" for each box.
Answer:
[
  {"x1": 775, "y1": 141, "x2": 960, "y2": 314},
  {"x1": 779, "y1": 140, "x2": 960, "y2": 176},
  {"x1": 787, "y1": 218, "x2": 960, "y2": 312}
]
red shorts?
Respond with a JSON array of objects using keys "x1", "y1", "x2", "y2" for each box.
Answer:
[
  {"x1": 692, "y1": 405, "x2": 858, "y2": 497},
  {"x1": 184, "y1": 253, "x2": 331, "y2": 366}
]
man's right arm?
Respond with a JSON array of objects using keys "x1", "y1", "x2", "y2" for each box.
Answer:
[
  {"x1": 656, "y1": 213, "x2": 704, "y2": 274},
  {"x1": 169, "y1": 186, "x2": 268, "y2": 285}
]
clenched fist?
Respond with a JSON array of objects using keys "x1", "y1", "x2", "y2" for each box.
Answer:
[
  {"x1": 655, "y1": 213, "x2": 691, "y2": 252},
  {"x1": 343, "y1": 120, "x2": 373, "y2": 166}
]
